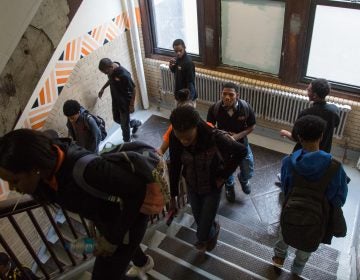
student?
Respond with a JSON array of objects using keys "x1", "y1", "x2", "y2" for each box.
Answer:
[
  {"x1": 207, "y1": 82, "x2": 256, "y2": 201},
  {"x1": 273, "y1": 115, "x2": 348, "y2": 276},
  {"x1": 157, "y1": 88, "x2": 196, "y2": 155},
  {"x1": 63, "y1": 99, "x2": 102, "y2": 153},
  {"x1": 169, "y1": 39, "x2": 197, "y2": 104},
  {"x1": 98, "y1": 58, "x2": 141, "y2": 142},
  {"x1": 168, "y1": 106, "x2": 247, "y2": 252},
  {"x1": 0, "y1": 252, "x2": 40, "y2": 280},
  {"x1": 280, "y1": 78, "x2": 340, "y2": 153},
  {"x1": 0, "y1": 129, "x2": 154, "y2": 279}
]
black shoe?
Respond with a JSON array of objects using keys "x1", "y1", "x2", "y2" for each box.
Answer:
[
  {"x1": 131, "y1": 120, "x2": 142, "y2": 134},
  {"x1": 241, "y1": 182, "x2": 251, "y2": 194},
  {"x1": 225, "y1": 185, "x2": 235, "y2": 202},
  {"x1": 206, "y1": 222, "x2": 220, "y2": 252}
]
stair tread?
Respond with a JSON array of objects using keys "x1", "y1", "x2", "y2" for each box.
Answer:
[{"x1": 154, "y1": 233, "x2": 261, "y2": 280}]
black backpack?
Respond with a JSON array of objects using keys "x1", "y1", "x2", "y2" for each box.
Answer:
[
  {"x1": 83, "y1": 111, "x2": 107, "y2": 141},
  {"x1": 280, "y1": 159, "x2": 340, "y2": 252}
]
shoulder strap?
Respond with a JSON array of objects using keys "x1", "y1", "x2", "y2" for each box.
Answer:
[{"x1": 72, "y1": 154, "x2": 123, "y2": 204}]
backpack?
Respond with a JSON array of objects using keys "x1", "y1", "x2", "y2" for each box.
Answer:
[
  {"x1": 212, "y1": 99, "x2": 250, "y2": 121},
  {"x1": 280, "y1": 159, "x2": 340, "y2": 252},
  {"x1": 83, "y1": 110, "x2": 107, "y2": 141},
  {"x1": 72, "y1": 141, "x2": 170, "y2": 215}
]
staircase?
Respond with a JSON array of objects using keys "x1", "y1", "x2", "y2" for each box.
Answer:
[{"x1": 33, "y1": 198, "x2": 343, "y2": 280}]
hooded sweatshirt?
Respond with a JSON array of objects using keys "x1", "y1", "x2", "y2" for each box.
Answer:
[{"x1": 280, "y1": 149, "x2": 348, "y2": 207}]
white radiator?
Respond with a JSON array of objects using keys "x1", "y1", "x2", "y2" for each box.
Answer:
[{"x1": 160, "y1": 64, "x2": 351, "y2": 139}]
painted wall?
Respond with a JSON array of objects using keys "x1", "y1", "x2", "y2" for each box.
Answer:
[{"x1": 0, "y1": 0, "x2": 140, "y2": 199}]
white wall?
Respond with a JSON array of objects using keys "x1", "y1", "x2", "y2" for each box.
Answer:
[{"x1": 15, "y1": 0, "x2": 124, "y2": 129}]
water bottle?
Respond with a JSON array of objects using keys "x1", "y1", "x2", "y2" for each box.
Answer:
[{"x1": 66, "y1": 237, "x2": 96, "y2": 256}]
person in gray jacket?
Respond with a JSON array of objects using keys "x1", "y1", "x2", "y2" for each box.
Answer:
[{"x1": 63, "y1": 99, "x2": 102, "y2": 153}]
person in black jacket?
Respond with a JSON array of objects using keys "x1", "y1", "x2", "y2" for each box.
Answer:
[
  {"x1": 280, "y1": 78, "x2": 340, "y2": 153},
  {"x1": 98, "y1": 58, "x2": 141, "y2": 142},
  {"x1": 168, "y1": 106, "x2": 247, "y2": 252},
  {"x1": 169, "y1": 39, "x2": 197, "y2": 105},
  {"x1": 0, "y1": 129, "x2": 153, "y2": 279}
]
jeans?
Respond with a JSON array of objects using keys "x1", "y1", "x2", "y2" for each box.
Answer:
[
  {"x1": 274, "y1": 230, "x2": 311, "y2": 275},
  {"x1": 92, "y1": 213, "x2": 148, "y2": 279},
  {"x1": 113, "y1": 107, "x2": 131, "y2": 142},
  {"x1": 187, "y1": 189, "x2": 221, "y2": 243},
  {"x1": 225, "y1": 143, "x2": 254, "y2": 188}
]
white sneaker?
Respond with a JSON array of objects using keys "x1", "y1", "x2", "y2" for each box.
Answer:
[{"x1": 126, "y1": 255, "x2": 154, "y2": 279}]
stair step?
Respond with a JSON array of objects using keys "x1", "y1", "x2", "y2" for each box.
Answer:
[
  {"x1": 214, "y1": 212, "x2": 340, "y2": 261},
  {"x1": 144, "y1": 247, "x2": 212, "y2": 280},
  {"x1": 177, "y1": 224, "x2": 338, "y2": 280},
  {"x1": 144, "y1": 230, "x2": 267, "y2": 280}
]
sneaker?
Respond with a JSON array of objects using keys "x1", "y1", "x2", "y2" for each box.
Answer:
[
  {"x1": 206, "y1": 222, "x2": 220, "y2": 252},
  {"x1": 240, "y1": 181, "x2": 251, "y2": 195},
  {"x1": 126, "y1": 255, "x2": 154, "y2": 279},
  {"x1": 225, "y1": 185, "x2": 235, "y2": 202},
  {"x1": 131, "y1": 120, "x2": 142, "y2": 134},
  {"x1": 272, "y1": 256, "x2": 285, "y2": 268},
  {"x1": 237, "y1": 174, "x2": 251, "y2": 194}
]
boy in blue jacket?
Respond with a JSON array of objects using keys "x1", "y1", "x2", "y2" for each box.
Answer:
[{"x1": 273, "y1": 115, "x2": 348, "y2": 276}]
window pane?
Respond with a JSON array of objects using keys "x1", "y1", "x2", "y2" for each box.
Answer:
[
  {"x1": 306, "y1": 5, "x2": 360, "y2": 87},
  {"x1": 151, "y1": 0, "x2": 199, "y2": 55},
  {"x1": 221, "y1": 0, "x2": 285, "y2": 74}
]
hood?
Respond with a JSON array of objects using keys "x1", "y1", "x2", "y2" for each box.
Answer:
[{"x1": 290, "y1": 149, "x2": 332, "y2": 180}]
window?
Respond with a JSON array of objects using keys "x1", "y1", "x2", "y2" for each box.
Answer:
[
  {"x1": 304, "y1": 2, "x2": 360, "y2": 90},
  {"x1": 221, "y1": 0, "x2": 285, "y2": 74},
  {"x1": 148, "y1": 0, "x2": 199, "y2": 55},
  {"x1": 140, "y1": 0, "x2": 360, "y2": 97}
]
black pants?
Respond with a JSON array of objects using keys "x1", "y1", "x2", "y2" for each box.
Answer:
[
  {"x1": 112, "y1": 107, "x2": 131, "y2": 142},
  {"x1": 91, "y1": 213, "x2": 149, "y2": 280}
]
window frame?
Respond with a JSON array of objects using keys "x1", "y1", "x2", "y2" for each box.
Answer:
[
  {"x1": 301, "y1": 0, "x2": 360, "y2": 94},
  {"x1": 139, "y1": 0, "x2": 360, "y2": 99}
]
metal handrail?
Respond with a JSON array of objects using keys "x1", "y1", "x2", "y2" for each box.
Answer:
[
  {"x1": 0, "y1": 188, "x2": 186, "y2": 279},
  {"x1": 0, "y1": 196, "x2": 90, "y2": 279}
]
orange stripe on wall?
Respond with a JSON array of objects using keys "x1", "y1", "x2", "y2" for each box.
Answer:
[
  {"x1": 82, "y1": 41, "x2": 94, "y2": 52},
  {"x1": 65, "y1": 42, "x2": 71, "y2": 60},
  {"x1": 45, "y1": 79, "x2": 51, "y2": 103},
  {"x1": 108, "y1": 28, "x2": 116, "y2": 37},
  {"x1": 31, "y1": 120, "x2": 46, "y2": 130},
  {"x1": 56, "y1": 77, "x2": 68, "y2": 84},
  {"x1": 95, "y1": 26, "x2": 102, "y2": 41},
  {"x1": 116, "y1": 15, "x2": 121, "y2": 25},
  {"x1": 30, "y1": 111, "x2": 49, "y2": 123},
  {"x1": 39, "y1": 88, "x2": 45, "y2": 105},
  {"x1": 136, "y1": 7, "x2": 141, "y2": 25},
  {"x1": 81, "y1": 47, "x2": 90, "y2": 56},
  {"x1": 56, "y1": 69, "x2": 72, "y2": 76},
  {"x1": 107, "y1": 34, "x2": 114, "y2": 41},
  {"x1": 92, "y1": 28, "x2": 97, "y2": 39}
]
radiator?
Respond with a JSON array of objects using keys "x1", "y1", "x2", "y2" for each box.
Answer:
[{"x1": 160, "y1": 64, "x2": 351, "y2": 139}]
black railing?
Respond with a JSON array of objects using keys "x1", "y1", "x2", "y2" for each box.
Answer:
[
  {"x1": 0, "y1": 195, "x2": 92, "y2": 279},
  {"x1": 0, "y1": 190, "x2": 186, "y2": 279}
]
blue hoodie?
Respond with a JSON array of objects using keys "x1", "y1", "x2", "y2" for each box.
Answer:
[{"x1": 281, "y1": 149, "x2": 348, "y2": 207}]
